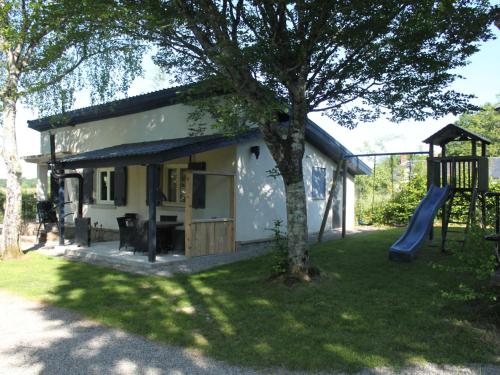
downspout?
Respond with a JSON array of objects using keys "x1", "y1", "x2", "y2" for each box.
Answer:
[{"x1": 48, "y1": 133, "x2": 83, "y2": 245}]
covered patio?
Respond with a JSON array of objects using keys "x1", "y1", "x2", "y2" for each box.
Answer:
[{"x1": 48, "y1": 132, "x2": 258, "y2": 263}]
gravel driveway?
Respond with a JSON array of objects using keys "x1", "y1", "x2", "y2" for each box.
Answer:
[
  {"x1": 0, "y1": 291, "x2": 498, "y2": 375},
  {"x1": 0, "y1": 291, "x2": 264, "y2": 375}
]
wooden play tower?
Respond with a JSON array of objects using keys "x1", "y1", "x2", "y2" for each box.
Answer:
[{"x1": 424, "y1": 124, "x2": 491, "y2": 252}]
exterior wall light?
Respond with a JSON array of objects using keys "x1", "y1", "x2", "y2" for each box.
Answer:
[{"x1": 250, "y1": 146, "x2": 260, "y2": 159}]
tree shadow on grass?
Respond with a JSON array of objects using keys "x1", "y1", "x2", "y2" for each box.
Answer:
[
  {"x1": 17, "y1": 228, "x2": 500, "y2": 373},
  {"x1": 2, "y1": 296, "x2": 258, "y2": 375}
]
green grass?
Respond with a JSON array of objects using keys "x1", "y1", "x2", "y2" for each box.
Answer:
[{"x1": 0, "y1": 229, "x2": 499, "y2": 372}]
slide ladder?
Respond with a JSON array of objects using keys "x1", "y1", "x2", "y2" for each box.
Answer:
[{"x1": 440, "y1": 187, "x2": 478, "y2": 252}]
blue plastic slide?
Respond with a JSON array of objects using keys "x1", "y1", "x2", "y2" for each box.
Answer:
[{"x1": 389, "y1": 184, "x2": 450, "y2": 262}]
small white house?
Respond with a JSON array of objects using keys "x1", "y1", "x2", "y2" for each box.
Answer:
[{"x1": 25, "y1": 85, "x2": 369, "y2": 260}]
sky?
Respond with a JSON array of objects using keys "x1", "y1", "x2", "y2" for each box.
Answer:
[{"x1": 1, "y1": 25, "x2": 499, "y2": 179}]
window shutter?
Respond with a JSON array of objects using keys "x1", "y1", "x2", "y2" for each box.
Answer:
[
  {"x1": 146, "y1": 165, "x2": 162, "y2": 206},
  {"x1": 114, "y1": 166, "x2": 127, "y2": 206},
  {"x1": 190, "y1": 162, "x2": 206, "y2": 209},
  {"x1": 82, "y1": 168, "x2": 95, "y2": 204}
]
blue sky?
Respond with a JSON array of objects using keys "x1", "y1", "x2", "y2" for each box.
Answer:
[{"x1": 1, "y1": 24, "x2": 499, "y2": 179}]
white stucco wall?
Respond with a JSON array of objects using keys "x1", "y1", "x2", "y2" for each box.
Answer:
[
  {"x1": 40, "y1": 104, "x2": 214, "y2": 154},
  {"x1": 39, "y1": 103, "x2": 357, "y2": 239},
  {"x1": 235, "y1": 139, "x2": 356, "y2": 242}
]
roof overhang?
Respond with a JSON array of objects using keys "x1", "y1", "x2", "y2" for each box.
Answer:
[
  {"x1": 57, "y1": 132, "x2": 260, "y2": 170},
  {"x1": 22, "y1": 151, "x2": 72, "y2": 164},
  {"x1": 423, "y1": 123, "x2": 491, "y2": 146}
]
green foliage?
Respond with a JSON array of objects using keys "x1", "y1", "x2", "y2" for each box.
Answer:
[
  {"x1": 448, "y1": 103, "x2": 500, "y2": 157},
  {"x1": 132, "y1": 1, "x2": 494, "y2": 128},
  {"x1": 356, "y1": 155, "x2": 428, "y2": 225},
  {"x1": 267, "y1": 219, "x2": 289, "y2": 276},
  {"x1": 0, "y1": 0, "x2": 143, "y2": 115},
  {"x1": 372, "y1": 174, "x2": 427, "y2": 225},
  {"x1": 21, "y1": 191, "x2": 37, "y2": 222},
  {"x1": 0, "y1": 189, "x2": 36, "y2": 222}
]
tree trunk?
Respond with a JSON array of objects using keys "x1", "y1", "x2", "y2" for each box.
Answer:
[
  {"x1": 263, "y1": 93, "x2": 310, "y2": 275},
  {"x1": 1, "y1": 96, "x2": 23, "y2": 259},
  {"x1": 283, "y1": 177, "x2": 309, "y2": 274}
]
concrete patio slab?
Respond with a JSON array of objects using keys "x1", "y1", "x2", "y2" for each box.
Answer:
[{"x1": 38, "y1": 241, "x2": 187, "y2": 270}]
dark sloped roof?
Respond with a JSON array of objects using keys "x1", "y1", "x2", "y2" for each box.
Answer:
[
  {"x1": 28, "y1": 84, "x2": 196, "y2": 132},
  {"x1": 305, "y1": 119, "x2": 371, "y2": 175},
  {"x1": 28, "y1": 84, "x2": 370, "y2": 174},
  {"x1": 423, "y1": 123, "x2": 491, "y2": 146},
  {"x1": 59, "y1": 132, "x2": 259, "y2": 169}
]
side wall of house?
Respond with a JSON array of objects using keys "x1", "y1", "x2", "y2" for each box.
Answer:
[{"x1": 235, "y1": 139, "x2": 355, "y2": 242}]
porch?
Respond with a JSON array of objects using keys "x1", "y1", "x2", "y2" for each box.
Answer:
[{"x1": 34, "y1": 133, "x2": 258, "y2": 263}]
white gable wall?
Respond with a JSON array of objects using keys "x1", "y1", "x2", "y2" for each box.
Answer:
[
  {"x1": 235, "y1": 139, "x2": 355, "y2": 242},
  {"x1": 40, "y1": 104, "x2": 214, "y2": 154}
]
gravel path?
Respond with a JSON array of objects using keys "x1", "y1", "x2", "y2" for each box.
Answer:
[
  {"x1": 0, "y1": 291, "x2": 263, "y2": 375},
  {"x1": 1, "y1": 291, "x2": 499, "y2": 375}
]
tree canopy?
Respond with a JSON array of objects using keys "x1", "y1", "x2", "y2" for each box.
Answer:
[
  {"x1": 448, "y1": 102, "x2": 500, "y2": 157},
  {"x1": 0, "y1": 0, "x2": 143, "y2": 114},
  {"x1": 0, "y1": 0, "x2": 143, "y2": 258}
]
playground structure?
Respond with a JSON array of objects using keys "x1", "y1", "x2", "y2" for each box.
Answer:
[{"x1": 389, "y1": 124, "x2": 497, "y2": 264}]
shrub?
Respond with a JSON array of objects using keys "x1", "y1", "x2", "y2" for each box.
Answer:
[
  {"x1": 371, "y1": 174, "x2": 427, "y2": 225},
  {"x1": 0, "y1": 190, "x2": 37, "y2": 222},
  {"x1": 268, "y1": 219, "x2": 289, "y2": 276}
]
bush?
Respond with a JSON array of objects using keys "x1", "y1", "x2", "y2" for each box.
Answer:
[
  {"x1": 268, "y1": 219, "x2": 289, "y2": 276},
  {"x1": 0, "y1": 189, "x2": 38, "y2": 222},
  {"x1": 371, "y1": 174, "x2": 427, "y2": 225}
]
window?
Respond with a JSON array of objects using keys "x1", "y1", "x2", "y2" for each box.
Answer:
[
  {"x1": 164, "y1": 164, "x2": 187, "y2": 204},
  {"x1": 312, "y1": 167, "x2": 326, "y2": 199},
  {"x1": 96, "y1": 168, "x2": 115, "y2": 204}
]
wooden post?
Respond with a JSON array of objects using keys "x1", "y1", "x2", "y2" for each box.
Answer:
[
  {"x1": 341, "y1": 161, "x2": 347, "y2": 238},
  {"x1": 318, "y1": 160, "x2": 343, "y2": 243},
  {"x1": 147, "y1": 164, "x2": 158, "y2": 263},
  {"x1": 184, "y1": 170, "x2": 193, "y2": 257},
  {"x1": 229, "y1": 175, "x2": 236, "y2": 251},
  {"x1": 428, "y1": 145, "x2": 434, "y2": 240},
  {"x1": 481, "y1": 141, "x2": 486, "y2": 157},
  {"x1": 58, "y1": 176, "x2": 65, "y2": 246},
  {"x1": 427, "y1": 144, "x2": 434, "y2": 190},
  {"x1": 441, "y1": 145, "x2": 447, "y2": 187},
  {"x1": 471, "y1": 141, "x2": 477, "y2": 157}
]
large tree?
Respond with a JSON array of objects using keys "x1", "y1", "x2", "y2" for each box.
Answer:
[
  {"x1": 122, "y1": 0, "x2": 494, "y2": 276},
  {"x1": 448, "y1": 102, "x2": 500, "y2": 156},
  {"x1": 0, "y1": 0, "x2": 142, "y2": 259}
]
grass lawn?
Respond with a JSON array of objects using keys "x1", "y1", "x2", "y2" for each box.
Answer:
[{"x1": 0, "y1": 228, "x2": 499, "y2": 372}]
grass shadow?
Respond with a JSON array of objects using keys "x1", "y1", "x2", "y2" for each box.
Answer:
[{"x1": 0, "y1": 228, "x2": 499, "y2": 373}]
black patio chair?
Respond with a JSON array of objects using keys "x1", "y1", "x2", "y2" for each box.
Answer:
[
  {"x1": 125, "y1": 213, "x2": 138, "y2": 219},
  {"x1": 36, "y1": 200, "x2": 58, "y2": 241},
  {"x1": 117, "y1": 216, "x2": 136, "y2": 252},
  {"x1": 160, "y1": 215, "x2": 177, "y2": 222}
]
